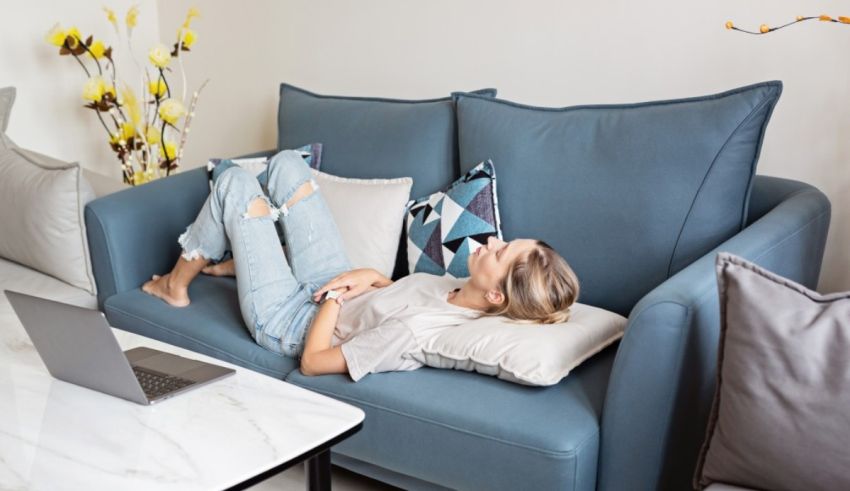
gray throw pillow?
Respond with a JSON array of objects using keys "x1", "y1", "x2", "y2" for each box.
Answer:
[
  {"x1": 0, "y1": 87, "x2": 97, "y2": 293},
  {"x1": 694, "y1": 253, "x2": 850, "y2": 491}
]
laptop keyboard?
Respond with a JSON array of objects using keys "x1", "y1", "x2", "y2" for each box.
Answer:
[{"x1": 132, "y1": 366, "x2": 194, "y2": 399}]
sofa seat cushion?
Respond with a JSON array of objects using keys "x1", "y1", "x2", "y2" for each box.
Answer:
[
  {"x1": 287, "y1": 344, "x2": 616, "y2": 491},
  {"x1": 104, "y1": 275, "x2": 298, "y2": 378}
]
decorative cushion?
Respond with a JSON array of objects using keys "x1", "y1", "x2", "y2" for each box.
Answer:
[
  {"x1": 277, "y1": 83, "x2": 496, "y2": 199},
  {"x1": 0, "y1": 87, "x2": 96, "y2": 293},
  {"x1": 694, "y1": 253, "x2": 850, "y2": 491},
  {"x1": 415, "y1": 302, "x2": 626, "y2": 386},
  {"x1": 405, "y1": 160, "x2": 501, "y2": 277},
  {"x1": 206, "y1": 143, "x2": 322, "y2": 184},
  {"x1": 456, "y1": 82, "x2": 782, "y2": 316},
  {"x1": 310, "y1": 169, "x2": 412, "y2": 278}
]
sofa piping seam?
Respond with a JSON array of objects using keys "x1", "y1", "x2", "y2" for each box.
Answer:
[
  {"x1": 456, "y1": 81, "x2": 781, "y2": 113},
  {"x1": 666, "y1": 91, "x2": 777, "y2": 278}
]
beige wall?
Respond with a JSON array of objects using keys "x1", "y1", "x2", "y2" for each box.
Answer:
[{"x1": 0, "y1": 0, "x2": 161, "y2": 177}]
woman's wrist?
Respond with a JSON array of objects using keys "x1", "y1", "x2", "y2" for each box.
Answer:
[{"x1": 372, "y1": 270, "x2": 393, "y2": 288}]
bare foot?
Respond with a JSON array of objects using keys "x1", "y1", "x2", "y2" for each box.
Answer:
[
  {"x1": 142, "y1": 274, "x2": 190, "y2": 307},
  {"x1": 202, "y1": 259, "x2": 236, "y2": 277}
]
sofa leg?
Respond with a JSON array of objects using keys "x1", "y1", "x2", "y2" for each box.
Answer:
[{"x1": 306, "y1": 450, "x2": 331, "y2": 491}]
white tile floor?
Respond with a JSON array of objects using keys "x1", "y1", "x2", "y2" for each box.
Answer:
[{"x1": 248, "y1": 463, "x2": 400, "y2": 490}]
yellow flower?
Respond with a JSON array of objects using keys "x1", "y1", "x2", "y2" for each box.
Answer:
[
  {"x1": 45, "y1": 23, "x2": 66, "y2": 46},
  {"x1": 796, "y1": 15, "x2": 804, "y2": 22},
  {"x1": 82, "y1": 76, "x2": 107, "y2": 102},
  {"x1": 126, "y1": 5, "x2": 140, "y2": 29},
  {"x1": 132, "y1": 170, "x2": 155, "y2": 185},
  {"x1": 148, "y1": 79, "x2": 167, "y2": 98},
  {"x1": 177, "y1": 28, "x2": 197, "y2": 48},
  {"x1": 819, "y1": 15, "x2": 833, "y2": 22},
  {"x1": 148, "y1": 43, "x2": 171, "y2": 68},
  {"x1": 158, "y1": 98, "x2": 186, "y2": 125},
  {"x1": 120, "y1": 84, "x2": 142, "y2": 126},
  {"x1": 725, "y1": 21, "x2": 734, "y2": 30},
  {"x1": 159, "y1": 140, "x2": 178, "y2": 160},
  {"x1": 144, "y1": 126, "x2": 161, "y2": 144},
  {"x1": 183, "y1": 6, "x2": 201, "y2": 28},
  {"x1": 759, "y1": 24, "x2": 770, "y2": 33},
  {"x1": 103, "y1": 7, "x2": 117, "y2": 27},
  {"x1": 89, "y1": 40, "x2": 106, "y2": 59},
  {"x1": 839, "y1": 16, "x2": 850, "y2": 24},
  {"x1": 119, "y1": 122, "x2": 136, "y2": 140},
  {"x1": 66, "y1": 26, "x2": 82, "y2": 47}
]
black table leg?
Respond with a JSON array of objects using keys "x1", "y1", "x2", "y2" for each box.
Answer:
[{"x1": 306, "y1": 449, "x2": 331, "y2": 491}]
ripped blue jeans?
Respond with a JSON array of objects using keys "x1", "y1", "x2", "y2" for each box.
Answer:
[{"x1": 178, "y1": 150, "x2": 351, "y2": 357}]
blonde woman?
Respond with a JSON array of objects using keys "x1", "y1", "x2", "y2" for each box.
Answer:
[{"x1": 143, "y1": 150, "x2": 580, "y2": 381}]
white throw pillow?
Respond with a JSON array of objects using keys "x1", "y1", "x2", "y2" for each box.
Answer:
[
  {"x1": 416, "y1": 303, "x2": 627, "y2": 386},
  {"x1": 311, "y1": 169, "x2": 412, "y2": 278},
  {"x1": 0, "y1": 87, "x2": 96, "y2": 294}
]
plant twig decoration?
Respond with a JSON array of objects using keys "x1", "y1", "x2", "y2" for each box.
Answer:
[
  {"x1": 45, "y1": 6, "x2": 205, "y2": 185},
  {"x1": 726, "y1": 15, "x2": 850, "y2": 35}
]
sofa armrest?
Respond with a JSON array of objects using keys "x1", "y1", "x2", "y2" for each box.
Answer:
[
  {"x1": 597, "y1": 176, "x2": 831, "y2": 491},
  {"x1": 85, "y1": 167, "x2": 211, "y2": 309}
]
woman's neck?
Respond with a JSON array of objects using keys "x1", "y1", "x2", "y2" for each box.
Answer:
[{"x1": 447, "y1": 281, "x2": 489, "y2": 312}]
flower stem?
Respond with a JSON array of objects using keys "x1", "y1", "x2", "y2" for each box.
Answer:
[
  {"x1": 79, "y1": 43, "x2": 103, "y2": 75},
  {"x1": 70, "y1": 52, "x2": 91, "y2": 78},
  {"x1": 94, "y1": 109, "x2": 113, "y2": 135},
  {"x1": 159, "y1": 68, "x2": 172, "y2": 98}
]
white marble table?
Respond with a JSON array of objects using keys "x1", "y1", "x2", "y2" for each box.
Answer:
[{"x1": 0, "y1": 307, "x2": 364, "y2": 491}]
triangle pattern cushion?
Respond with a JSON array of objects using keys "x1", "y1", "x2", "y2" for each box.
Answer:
[
  {"x1": 456, "y1": 81, "x2": 783, "y2": 315},
  {"x1": 405, "y1": 160, "x2": 502, "y2": 278}
]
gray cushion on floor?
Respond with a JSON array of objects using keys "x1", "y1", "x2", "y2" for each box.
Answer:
[
  {"x1": 104, "y1": 275, "x2": 298, "y2": 378},
  {"x1": 288, "y1": 345, "x2": 616, "y2": 491}
]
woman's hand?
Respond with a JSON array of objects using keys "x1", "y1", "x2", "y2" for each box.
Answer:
[{"x1": 312, "y1": 268, "x2": 392, "y2": 304}]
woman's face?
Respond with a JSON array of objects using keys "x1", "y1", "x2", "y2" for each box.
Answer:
[{"x1": 467, "y1": 236, "x2": 538, "y2": 293}]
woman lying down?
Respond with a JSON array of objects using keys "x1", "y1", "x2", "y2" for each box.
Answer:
[{"x1": 143, "y1": 150, "x2": 579, "y2": 381}]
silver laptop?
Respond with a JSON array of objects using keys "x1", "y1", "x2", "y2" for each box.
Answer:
[{"x1": 5, "y1": 290, "x2": 235, "y2": 405}]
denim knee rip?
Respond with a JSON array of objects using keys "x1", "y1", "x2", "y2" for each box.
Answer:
[
  {"x1": 241, "y1": 194, "x2": 279, "y2": 221},
  {"x1": 277, "y1": 178, "x2": 319, "y2": 217},
  {"x1": 178, "y1": 194, "x2": 277, "y2": 261}
]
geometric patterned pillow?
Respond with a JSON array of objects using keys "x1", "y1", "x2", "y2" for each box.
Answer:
[{"x1": 405, "y1": 160, "x2": 502, "y2": 278}]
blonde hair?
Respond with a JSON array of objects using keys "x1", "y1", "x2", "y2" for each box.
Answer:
[{"x1": 484, "y1": 240, "x2": 580, "y2": 324}]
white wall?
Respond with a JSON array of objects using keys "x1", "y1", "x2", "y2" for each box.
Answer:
[
  {"x1": 12, "y1": 0, "x2": 847, "y2": 291},
  {"x1": 0, "y1": 0, "x2": 160, "y2": 177}
]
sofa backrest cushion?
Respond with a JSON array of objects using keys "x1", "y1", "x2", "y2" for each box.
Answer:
[
  {"x1": 277, "y1": 84, "x2": 496, "y2": 199},
  {"x1": 456, "y1": 81, "x2": 782, "y2": 315}
]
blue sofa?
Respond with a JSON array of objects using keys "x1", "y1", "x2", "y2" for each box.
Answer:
[{"x1": 85, "y1": 83, "x2": 831, "y2": 490}]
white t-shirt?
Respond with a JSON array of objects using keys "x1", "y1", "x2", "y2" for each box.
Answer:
[{"x1": 334, "y1": 273, "x2": 481, "y2": 381}]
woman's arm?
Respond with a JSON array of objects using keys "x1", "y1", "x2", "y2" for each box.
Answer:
[
  {"x1": 300, "y1": 294, "x2": 347, "y2": 376},
  {"x1": 301, "y1": 269, "x2": 394, "y2": 377},
  {"x1": 311, "y1": 268, "x2": 393, "y2": 303}
]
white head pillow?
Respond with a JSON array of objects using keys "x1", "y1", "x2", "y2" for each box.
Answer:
[{"x1": 415, "y1": 303, "x2": 627, "y2": 386}]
